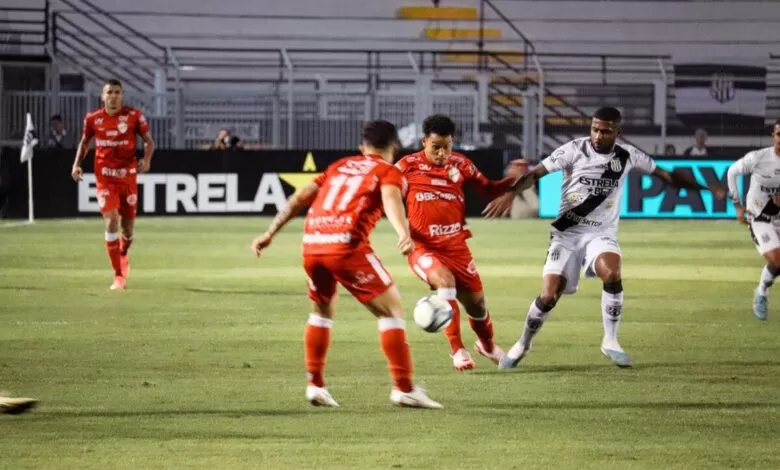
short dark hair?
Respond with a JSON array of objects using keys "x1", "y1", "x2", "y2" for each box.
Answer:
[
  {"x1": 593, "y1": 107, "x2": 622, "y2": 123},
  {"x1": 362, "y1": 120, "x2": 398, "y2": 149},
  {"x1": 774, "y1": 118, "x2": 780, "y2": 127},
  {"x1": 422, "y1": 114, "x2": 456, "y2": 137},
  {"x1": 104, "y1": 78, "x2": 122, "y2": 88}
]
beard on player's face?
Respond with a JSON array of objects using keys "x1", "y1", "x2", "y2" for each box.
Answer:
[
  {"x1": 590, "y1": 120, "x2": 619, "y2": 154},
  {"x1": 423, "y1": 134, "x2": 453, "y2": 166}
]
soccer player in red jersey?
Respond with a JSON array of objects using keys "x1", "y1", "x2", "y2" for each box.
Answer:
[
  {"x1": 251, "y1": 120, "x2": 442, "y2": 409},
  {"x1": 396, "y1": 115, "x2": 515, "y2": 371},
  {"x1": 71, "y1": 79, "x2": 154, "y2": 290}
]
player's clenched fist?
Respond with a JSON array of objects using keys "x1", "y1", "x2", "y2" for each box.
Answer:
[
  {"x1": 397, "y1": 234, "x2": 413, "y2": 256},
  {"x1": 251, "y1": 232, "x2": 273, "y2": 257},
  {"x1": 71, "y1": 166, "x2": 83, "y2": 182}
]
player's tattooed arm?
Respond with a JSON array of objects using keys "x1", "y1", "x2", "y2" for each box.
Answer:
[
  {"x1": 651, "y1": 167, "x2": 728, "y2": 200},
  {"x1": 252, "y1": 183, "x2": 319, "y2": 256}
]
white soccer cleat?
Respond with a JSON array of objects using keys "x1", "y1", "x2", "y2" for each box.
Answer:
[
  {"x1": 451, "y1": 348, "x2": 476, "y2": 371},
  {"x1": 474, "y1": 341, "x2": 505, "y2": 365},
  {"x1": 305, "y1": 385, "x2": 340, "y2": 407},
  {"x1": 0, "y1": 396, "x2": 38, "y2": 415},
  {"x1": 390, "y1": 386, "x2": 443, "y2": 409},
  {"x1": 601, "y1": 344, "x2": 633, "y2": 368},
  {"x1": 498, "y1": 342, "x2": 529, "y2": 369},
  {"x1": 110, "y1": 276, "x2": 126, "y2": 290}
]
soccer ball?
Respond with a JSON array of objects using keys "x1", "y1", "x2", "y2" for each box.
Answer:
[{"x1": 413, "y1": 295, "x2": 453, "y2": 333}]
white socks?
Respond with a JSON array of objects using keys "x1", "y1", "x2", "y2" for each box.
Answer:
[
  {"x1": 601, "y1": 282, "x2": 624, "y2": 350},
  {"x1": 757, "y1": 265, "x2": 779, "y2": 296}
]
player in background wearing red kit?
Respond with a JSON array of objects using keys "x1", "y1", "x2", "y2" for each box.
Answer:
[
  {"x1": 251, "y1": 120, "x2": 442, "y2": 409},
  {"x1": 396, "y1": 115, "x2": 515, "y2": 371},
  {"x1": 71, "y1": 79, "x2": 154, "y2": 290}
]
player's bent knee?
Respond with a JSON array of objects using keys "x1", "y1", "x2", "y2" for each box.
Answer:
[
  {"x1": 428, "y1": 268, "x2": 456, "y2": 289},
  {"x1": 463, "y1": 296, "x2": 488, "y2": 319},
  {"x1": 600, "y1": 269, "x2": 622, "y2": 284},
  {"x1": 537, "y1": 294, "x2": 558, "y2": 311},
  {"x1": 765, "y1": 249, "x2": 780, "y2": 269}
]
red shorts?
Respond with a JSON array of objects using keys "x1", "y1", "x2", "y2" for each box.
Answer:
[
  {"x1": 303, "y1": 249, "x2": 395, "y2": 305},
  {"x1": 96, "y1": 177, "x2": 138, "y2": 219},
  {"x1": 408, "y1": 245, "x2": 483, "y2": 293}
]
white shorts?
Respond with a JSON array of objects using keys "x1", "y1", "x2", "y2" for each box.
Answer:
[
  {"x1": 542, "y1": 230, "x2": 622, "y2": 295},
  {"x1": 749, "y1": 221, "x2": 780, "y2": 255}
]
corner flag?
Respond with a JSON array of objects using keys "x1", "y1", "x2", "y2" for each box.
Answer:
[{"x1": 21, "y1": 112, "x2": 38, "y2": 163}]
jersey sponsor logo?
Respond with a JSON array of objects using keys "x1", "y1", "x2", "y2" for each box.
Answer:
[
  {"x1": 306, "y1": 214, "x2": 354, "y2": 228},
  {"x1": 431, "y1": 178, "x2": 448, "y2": 186},
  {"x1": 759, "y1": 185, "x2": 780, "y2": 194},
  {"x1": 117, "y1": 122, "x2": 128, "y2": 134},
  {"x1": 428, "y1": 222, "x2": 462, "y2": 237},
  {"x1": 101, "y1": 167, "x2": 131, "y2": 178},
  {"x1": 95, "y1": 139, "x2": 131, "y2": 148},
  {"x1": 302, "y1": 231, "x2": 352, "y2": 245},
  {"x1": 448, "y1": 166, "x2": 461, "y2": 183},
  {"x1": 106, "y1": 130, "x2": 118, "y2": 137},
  {"x1": 568, "y1": 193, "x2": 585, "y2": 204},
  {"x1": 562, "y1": 212, "x2": 602, "y2": 227},
  {"x1": 415, "y1": 191, "x2": 458, "y2": 202}
]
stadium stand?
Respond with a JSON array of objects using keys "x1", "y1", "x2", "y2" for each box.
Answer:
[{"x1": 1, "y1": 0, "x2": 779, "y2": 156}]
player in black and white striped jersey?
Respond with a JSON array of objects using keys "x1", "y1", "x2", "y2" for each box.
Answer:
[
  {"x1": 726, "y1": 119, "x2": 780, "y2": 320},
  {"x1": 484, "y1": 107, "x2": 727, "y2": 368}
]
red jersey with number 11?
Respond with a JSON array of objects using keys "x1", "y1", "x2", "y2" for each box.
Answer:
[{"x1": 303, "y1": 154, "x2": 406, "y2": 256}]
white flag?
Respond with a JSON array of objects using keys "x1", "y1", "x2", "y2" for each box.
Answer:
[{"x1": 21, "y1": 112, "x2": 38, "y2": 163}]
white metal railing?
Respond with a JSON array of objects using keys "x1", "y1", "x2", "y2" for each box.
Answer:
[{"x1": 1, "y1": 87, "x2": 482, "y2": 150}]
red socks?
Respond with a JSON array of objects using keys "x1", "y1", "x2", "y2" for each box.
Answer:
[
  {"x1": 378, "y1": 317, "x2": 414, "y2": 393},
  {"x1": 469, "y1": 313, "x2": 495, "y2": 353},
  {"x1": 304, "y1": 314, "x2": 332, "y2": 388}
]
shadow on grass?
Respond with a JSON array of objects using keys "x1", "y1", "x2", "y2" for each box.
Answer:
[
  {"x1": 473, "y1": 360, "x2": 779, "y2": 375},
  {"x1": 37, "y1": 409, "x2": 309, "y2": 419},
  {"x1": 476, "y1": 401, "x2": 780, "y2": 411},
  {"x1": 184, "y1": 287, "x2": 300, "y2": 296}
]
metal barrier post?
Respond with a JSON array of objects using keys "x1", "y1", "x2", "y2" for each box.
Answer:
[
  {"x1": 154, "y1": 68, "x2": 166, "y2": 117},
  {"x1": 655, "y1": 57, "x2": 668, "y2": 153},
  {"x1": 282, "y1": 49, "x2": 294, "y2": 149}
]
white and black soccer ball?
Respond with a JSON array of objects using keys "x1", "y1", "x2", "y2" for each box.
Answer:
[{"x1": 413, "y1": 295, "x2": 453, "y2": 333}]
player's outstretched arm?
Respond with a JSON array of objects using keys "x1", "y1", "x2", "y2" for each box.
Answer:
[
  {"x1": 251, "y1": 183, "x2": 319, "y2": 257},
  {"x1": 381, "y1": 184, "x2": 413, "y2": 255},
  {"x1": 482, "y1": 165, "x2": 549, "y2": 219},
  {"x1": 651, "y1": 167, "x2": 727, "y2": 200}
]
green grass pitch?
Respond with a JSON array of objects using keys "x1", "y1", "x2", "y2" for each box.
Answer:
[{"x1": 1, "y1": 217, "x2": 778, "y2": 469}]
